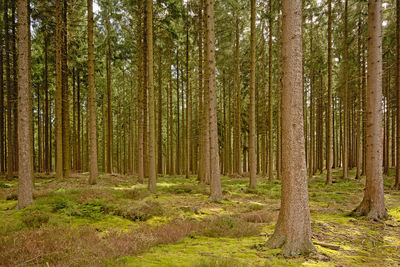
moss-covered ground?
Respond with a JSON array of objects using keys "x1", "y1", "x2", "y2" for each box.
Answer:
[{"x1": 0, "y1": 168, "x2": 399, "y2": 266}]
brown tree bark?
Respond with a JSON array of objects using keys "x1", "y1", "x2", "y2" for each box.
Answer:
[
  {"x1": 157, "y1": 44, "x2": 163, "y2": 175},
  {"x1": 17, "y1": 0, "x2": 33, "y2": 209},
  {"x1": 396, "y1": 0, "x2": 400, "y2": 189},
  {"x1": 268, "y1": 0, "x2": 274, "y2": 181},
  {"x1": 343, "y1": 0, "x2": 349, "y2": 179},
  {"x1": 55, "y1": 0, "x2": 63, "y2": 179},
  {"x1": 267, "y1": 0, "x2": 315, "y2": 256},
  {"x1": 249, "y1": 0, "x2": 256, "y2": 189},
  {"x1": 326, "y1": 0, "x2": 333, "y2": 184},
  {"x1": 87, "y1": 0, "x2": 98, "y2": 185},
  {"x1": 353, "y1": 0, "x2": 388, "y2": 220},
  {"x1": 106, "y1": 17, "x2": 113, "y2": 174},
  {"x1": 233, "y1": 16, "x2": 241, "y2": 176},
  {"x1": 205, "y1": 0, "x2": 222, "y2": 201},
  {"x1": 147, "y1": 0, "x2": 156, "y2": 192},
  {"x1": 137, "y1": 0, "x2": 144, "y2": 182},
  {"x1": 0, "y1": 0, "x2": 3, "y2": 174}
]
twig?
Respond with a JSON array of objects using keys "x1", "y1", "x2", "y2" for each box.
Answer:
[{"x1": 314, "y1": 241, "x2": 341, "y2": 250}]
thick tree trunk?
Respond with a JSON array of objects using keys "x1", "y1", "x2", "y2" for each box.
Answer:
[
  {"x1": 267, "y1": 0, "x2": 315, "y2": 256},
  {"x1": 17, "y1": 0, "x2": 33, "y2": 209},
  {"x1": 249, "y1": 0, "x2": 256, "y2": 189},
  {"x1": 353, "y1": 0, "x2": 388, "y2": 220},
  {"x1": 205, "y1": 0, "x2": 222, "y2": 201}
]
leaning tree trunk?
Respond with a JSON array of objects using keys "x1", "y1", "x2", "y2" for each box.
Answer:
[
  {"x1": 353, "y1": 0, "x2": 388, "y2": 220},
  {"x1": 267, "y1": 0, "x2": 315, "y2": 256},
  {"x1": 17, "y1": 0, "x2": 33, "y2": 209}
]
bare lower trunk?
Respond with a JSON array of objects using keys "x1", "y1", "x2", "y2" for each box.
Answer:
[
  {"x1": 17, "y1": 0, "x2": 33, "y2": 209},
  {"x1": 353, "y1": 0, "x2": 388, "y2": 220},
  {"x1": 267, "y1": 0, "x2": 315, "y2": 256}
]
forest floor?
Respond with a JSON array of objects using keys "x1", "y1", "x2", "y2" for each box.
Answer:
[{"x1": 0, "y1": 169, "x2": 399, "y2": 266}]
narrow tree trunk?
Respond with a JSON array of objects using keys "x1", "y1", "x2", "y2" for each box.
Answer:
[
  {"x1": 17, "y1": 0, "x2": 33, "y2": 209},
  {"x1": 396, "y1": 0, "x2": 400, "y2": 189},
  {"x1": 249, "y1": 0, "x2": 257, "y2": 189},
  {"x1": 268, "y1": 0, "x2": 274, "y2": 181},
  {"x1": 343, "y1": 0, "x2": 349, "y2": 179},
  {"x1": 106, "y1": 18, "x2": 113, "y2": 174},
  {"x1": 0, "y1": 0, "x2": 4, "y2": 173},
  {"x1": 147, "y1": 0, "x2": 156, "y2": 192},
  {"x1": 87, "y1": 0, "x2": 98, "y2": 185},
  {"x1": 157, "y1": 45, "x2": 163, "y2": 175},
  {"x1": 233, "y1": 16, "x2": 241, "y2": 176},
  {"x1": 137, "y1": 0, "x2": 144, "y2": 182},
  {"x1": 267, "y1": 0, "x2": 315, "y2": 256},
  {"x1": 355, "y1": 5, "x2": 362, "y2": 180},
  {"x1": 55, "y1": 0, "x2": 63, "y2": 179},
  {"x1": 326, "y1": 0, "x2": 333, "y2": 184},
  {"x1": 353, "y1": 0, "x2": 388, "y2": 220}
]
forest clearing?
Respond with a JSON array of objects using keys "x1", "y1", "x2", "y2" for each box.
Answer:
[
  {"x1": 1, "y1": 0, "x2": 400, "y2": 265},
  {"x1": 1, "y1": 169, "x2": 399, "y2": 266}
]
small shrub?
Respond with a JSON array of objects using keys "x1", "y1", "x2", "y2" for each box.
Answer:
[
  {"x1": 121, "y1": 188, "x2": 150, "y2": 200},
  {"x1": 197, "y1": 215, "x2": 261, "y2": 238},
  {"x1": 6, "y1": 193, "x2": 18, "y2": 200},
  {"x1": 22, "y1": 210, "x2": 50, "y2": 228},
  {"x1": 0, "y1": 183, "x2": 10, "y2": 188},
  {"x1": 106, "y1": 200, "x2": 164, "y2": 222}
]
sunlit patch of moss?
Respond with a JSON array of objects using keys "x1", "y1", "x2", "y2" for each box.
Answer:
[
  {"x1": 388, "y1": 207, "x2": 400, "y2": 221},
  {"x1": 146, "y1": 216, "x2": 172, "y2": 226}
]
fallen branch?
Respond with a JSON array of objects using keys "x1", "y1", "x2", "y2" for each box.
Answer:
[{"x1": 313, "y1": 241, "x2": 341, "y2": 250}]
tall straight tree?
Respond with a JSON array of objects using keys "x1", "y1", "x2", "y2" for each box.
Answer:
[
  {"x1": 353, "y1": 0, "x2": 388, "y2": 220},
  {"x1": 55, "y1": 0, "x2": 63, "y2": 179},
  {"x1": 87, "y1": 0, "x2": 98, "y2": 185},
  {"x1": 17, "y1": 0, "x2": 33, "y2": 209},
  {"x1": 342, "y1": 0, "x2": 349, "y2": 179},
  {"x1": 326, "y1": 0, "x2": 333, "y2": 185},
  {"x1": 249, "y1": 0, "x2": 256, "y2": 189},
  {"x1": 147, "y1": 0, "x2": 156, "y2": 192},
  {"x1": 233, "y1": 15, "x2": 241, "y2": 176},
  {"x1": 106, "y1": 14, "x2": 113, "y2": 174},
  {"x1": 396, "y1": 0, "x2": 400, "y2": 189},
  {"x1": 267, "y1": 0, "x2": 315, "y2": 256},
  {"x1": 268, "y1": 0, "x2": 274, "y2": 181},
  {"x1": 205, "y1": 0, "x2": 222, "y2": 201},
  {"x1": 0, "y1": 0, "x2": 4, "y2": 174}
]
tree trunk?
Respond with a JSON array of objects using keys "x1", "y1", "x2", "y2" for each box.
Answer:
[
  {"x1": 106, "y1": 18, "x2": 113, "y2": 174},
  {"x1": 268, "y1": 0, "x2": 274, "y2": 181},
  {"x1": 0, "y1": 0, "x2": 4, "y2": 174},
  {"x1": 137, "y1": 0, "x2": 144, "y2": 182},
  {"x1": 205, "y1": 0, "x2": 222, "y2": 201},
  {"x1": 87, "y1": 0, "x2": 98, "y2": 185},
  {"x1": 353, "y1": 0, "x2": 388, "y2": 220},
  {"x1": 267, "y1": 0, "x2": 315, "y2": 256},
  {"x1": 55, "y1": 0, "x2": 63, "y2": 179},
  {"x1": 17, "y1": 0, "x2": 33, "y2": 209},
  {"x1": 233, "y1": 16, "x2": 241, "y2": 176},
  {"x1": 326, "y1": 0, "x2": 332, "y2": 184},
  {"x1": 396, "y1": 0, "x2": 400, "y2": 189},
  {"x1": 249, "y1": 0, "x2": 256, "y2": 189},
  {"x1": 343, "y1": 0, "x2": 349, "y2": 179},
  {"x1": 146, "y1": 0, "x2": 156, "y2": 192}
]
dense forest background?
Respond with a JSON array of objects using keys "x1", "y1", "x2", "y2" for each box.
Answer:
[{"x1": 0, "y1": 0, "x2": 400, "y2": 265}]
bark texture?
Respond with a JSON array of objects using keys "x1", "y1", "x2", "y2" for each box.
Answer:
[
  {"x1": 267, "y1": 0, "x2": 315, "y2": 256},
  {"x1": 17, "y1": 0, "x2": 33, "y2": 209},
  {"x1": 353, "y1": 0, "x2": 388, "y2": 220}
]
